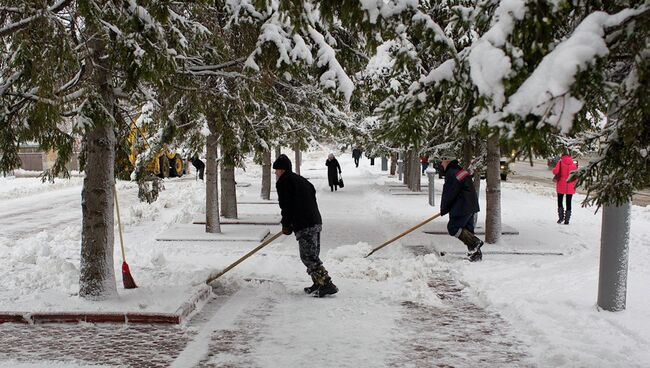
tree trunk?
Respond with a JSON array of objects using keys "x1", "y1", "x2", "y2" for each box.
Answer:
[
  {"x1": 597, "y1": 201, "x2": 631, "y2": 311},
  {"x1": 220, "y1": 164, "x2": 238, "y2": 218},
  {"x1": 402, "y1": 150, "x2": 411, "y2": 187},
  {"x1": 261, "y1": 149, "x2": 272, "y2": 200},
  {"x1": 410, "y1": 149, "x2": 421, "y2": 191},
  {"x1": 205, "y1": 134, "x2": 221, "y2": 233},
  {"x1": 390, "y1": 152, "x2": 397, "y2": 175},
  {"x1": 79, "y1": 36, "x2": 117, "y2": 300},
  {"x1": 485, "y1": 134, "x2": 502, "y2": 244},
  {"x1": 275, "y1": 146, "x2": 281, "y2": 160},
  {"x1": 294, "y1": 144, "x2": 301, "y2": 176}
]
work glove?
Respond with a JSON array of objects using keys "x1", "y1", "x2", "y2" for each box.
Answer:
[{"x1": 282, "y1": 227, "x2": 293, "y2": 235}]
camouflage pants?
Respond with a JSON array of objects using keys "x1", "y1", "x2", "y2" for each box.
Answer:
[{"x1": 294, "y1": 224, "x2": 323, "y2": 274}]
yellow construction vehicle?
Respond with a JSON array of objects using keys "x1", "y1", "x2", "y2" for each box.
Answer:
[{"x1": 126, "y1": 119, "x2": 187, "y2": 179}]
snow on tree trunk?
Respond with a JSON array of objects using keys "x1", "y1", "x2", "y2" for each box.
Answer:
[
  {"x1": 390, "y1": 152, "x2": 397, "y2": 175},
  {"x1": 79, "y1": 36, "x2": 117, "y2": 301},
  {"x1": 485, "y1": 134, "x2": 502, "y2": 244},
  {"x1": 205, "y1": 134, "x2": 221, "y2": 233},
  {"x1": 261, "y1": 149, "x2": 271, "y2": 200},
  {"x1": 597, "y1": 201, "x2": 631, "y2": 312},
  {"x1": 220, "y1": 164, "x2": 238, "y2": 219},
  {"x1": 294, "y1": 144, "x2": 301, "y2": 176}
]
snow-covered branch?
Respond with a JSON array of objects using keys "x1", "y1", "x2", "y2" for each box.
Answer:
[
  {"x1": 0, "y1": 0, "x2": 72, "y2": 37},
  {"x1": 504, "y1": 6, "x2": 648, "y2": 133}
]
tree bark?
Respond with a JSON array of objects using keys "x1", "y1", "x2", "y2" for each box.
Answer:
[
  {"x1": 485, "y1": 134, "x2": 502, "y2": 244},
  {"x1": 261, "y1": 149, "x2": 271, "y2": 200},
  {"x1": 294, "y1": 144, "x2": 301, "y2": 176},
  {"x1": 410, "y1": 149, "x2": 421, "y2": 191},
  {"x1": 79, "y1": 36, "x2": 117, "y2": 300},
  {"x1": 205, "y1": 133, "x2": 221, "y2": 233},
  {"x1": 220, "y1": 164, "x2": 238, "y2": 218},
  {"x1": 275, "y1": 146, "x2": 281, "y2": 160},
  {"x1": 390, "y1": 152, "x2": 397, "y2": 175}
]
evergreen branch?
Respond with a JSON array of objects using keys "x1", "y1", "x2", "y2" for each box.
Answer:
[
  {"x1": 0, "y1": 71, "x2": 22, "y2": 97},
  {"x1": 185, "y1": 57, "x2": 247, "y2": 72},
  {"x1": 57, "y1": 63, "x2": 85, "y2": 94},
  {"x1": 0, "y1": 0, "x2": 72, "y2": 37}
]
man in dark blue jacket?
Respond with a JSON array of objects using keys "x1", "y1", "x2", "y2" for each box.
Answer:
[
  {"x1": 273, "y1": 154, "x2": 338, "y2": 297},
  {"x1": 439, "y1": 153, "x2": 484, "y2": 261}
]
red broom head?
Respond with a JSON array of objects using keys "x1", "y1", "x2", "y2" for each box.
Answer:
[{"x1": 122, "y1": 261, "x2": 138, "y2": 289}]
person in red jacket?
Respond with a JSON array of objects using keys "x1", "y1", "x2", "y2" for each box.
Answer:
[{"x1": 553, "y1": 154, "x2": 578, "y2": 224}]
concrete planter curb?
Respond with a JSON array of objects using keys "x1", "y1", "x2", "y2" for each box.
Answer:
[{"x1": 0, "y1": 284, "x2": 212, "y2": 325}]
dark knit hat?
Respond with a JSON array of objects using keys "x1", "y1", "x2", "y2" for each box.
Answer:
[{"x1": 272, "y1": 154, "x2": 292, "y2": 171}]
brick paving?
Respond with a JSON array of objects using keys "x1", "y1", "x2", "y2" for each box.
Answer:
[
  {"x1": 389, "y1": 271, "x2": 531, "y2": 367},
  {"x1": 0, "y1": 259, "x2": 531, "y2": 368},
  {"x1": 0, "y1": 323, "x2": 189, "y2": 367}
]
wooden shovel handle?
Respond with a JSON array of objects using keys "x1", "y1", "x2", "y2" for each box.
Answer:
[
  {"x1": 365, "y1": 213, "x2": 441, "y2": 258},
  {"x1": 206, "y1": 231, "x2": 283, "y2": 285}
]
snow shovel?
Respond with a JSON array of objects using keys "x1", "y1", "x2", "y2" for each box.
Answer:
[
  {"x1": 205, "y1": 231, "x2": 283, "y2": 285},
  {"x1": 113, "y1": 184, "x2": 137, "y2": 289},
  {"x1": 365, "y1": 213, "x2": 441, "y2": 258}
]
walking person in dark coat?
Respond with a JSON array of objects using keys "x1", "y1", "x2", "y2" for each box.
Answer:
[
  {"x1": 191, "y1": 155, "x2": 205, "y2": 180},
  {"x1": 325, "y1": 153, "x2": 342, "y2": 192},
  {"x1": 352, "y1": 148, "x2": 362, "y2": 167},
  {"x1": 439, "y1": 153, "x2": 484, "y2": 262},
  {"x1": 273, "y1": 154, "x2": 338, "y2": 297}
]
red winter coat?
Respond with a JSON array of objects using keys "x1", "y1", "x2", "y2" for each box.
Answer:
[{"x1": 553, "y1": 155, "x2": 577, "y2": 195}]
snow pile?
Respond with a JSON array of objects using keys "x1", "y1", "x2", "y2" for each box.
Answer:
[{"x1": 326, "y1": 242, "x2": 445, "y2": 307}]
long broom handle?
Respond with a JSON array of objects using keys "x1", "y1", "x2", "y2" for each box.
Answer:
[
  {"x1": 206, "y1": 231, "x2": 283, "y2": 285},
  {"x1": 113, "y1": 184, "x2": 126, "y2": 263},
  {"x1": 365, "y1": 213, "x2": 441, "y2": 258}
]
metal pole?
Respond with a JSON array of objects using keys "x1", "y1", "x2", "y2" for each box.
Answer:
[
  {"x1": 597, "y1": 201, "x2": 631, "y2": 311},
  {"x1": 381, "y1": 157, "x2": 388, "y2": 171},
  {"x1": 426, "y1": 169, "x2": 435, "y2": 206}
]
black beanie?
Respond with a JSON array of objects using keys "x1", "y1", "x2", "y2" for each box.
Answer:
[{"x1": 272, "y1": 154, "x2": 292, "y2": 171}]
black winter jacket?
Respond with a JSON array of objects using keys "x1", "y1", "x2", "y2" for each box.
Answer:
[
  {"x1": 276, "y1": 171, "x2": 322, "y2": 231},
  {"x1": 325, "y1": 158, "x2": 341, "y2": 186},
  {"x1": 440, "y1": 161, "x2": 480, "y2": 217}
]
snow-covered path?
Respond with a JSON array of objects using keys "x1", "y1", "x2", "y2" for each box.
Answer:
[{"x1": 1, "y1": 147, "x2": 649, "y2": 367}]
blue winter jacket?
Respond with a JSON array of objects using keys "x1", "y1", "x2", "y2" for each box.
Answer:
[{"x1": 440, "y1": 160, "x2": 480, "y2": 217}]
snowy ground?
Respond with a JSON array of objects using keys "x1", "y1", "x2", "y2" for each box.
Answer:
[{"x1": 0, "y1": 145, "x2": 649, "y2": 367}]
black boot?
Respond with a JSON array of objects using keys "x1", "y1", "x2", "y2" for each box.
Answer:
[
  {"x1": 557, "y1": 207, "x2": 564, "y2": 224},
  {"x1": 310, "y1": 266, "x2": 338, "y2": 297},
  {"x1": 458, "y1": 228, "x2": 484, "y2": 262},
  {"x1": 304, "y1": 274, "x2": 319, "y2": 294},
  {"x1": 564, "y1": 210, "x2": 571, "y2": 225}
]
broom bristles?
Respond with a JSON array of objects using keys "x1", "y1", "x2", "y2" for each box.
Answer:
[{"x1": 122, "y1": 261, "x2": 137, "y2": 289}]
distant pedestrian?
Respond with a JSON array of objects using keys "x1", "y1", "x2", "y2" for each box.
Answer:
[
  {"x1": 420, "y1": 155, "x2": 429, "y2": 175},
  {"x1": 273, "y1": 154, "x2": 338, "y2": 297},
  {"x1": 325, "y1": 153, "x2": 342, "y2": 192},
  {"x1": 352, "y1": 148, "x2": 362, "y2": 167},
  {"x1": 553, "y1": 153, "x2": 578, "y2": 224},
  {"x1": 439, "y1": 152, "x2": 483, "y2": 262},
  {"x1": 191, "y1": 155, "x2": 205, "y2": 180}
]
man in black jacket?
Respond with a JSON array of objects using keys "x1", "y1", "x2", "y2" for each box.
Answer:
[
  {"x1": 273, "y1": 154, "x2": 338, "y2": 297},
  {"x1": 439, "y1": 153, "x2": 484, "y2": 261}
]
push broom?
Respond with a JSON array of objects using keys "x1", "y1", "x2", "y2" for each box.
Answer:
[{"x1": 114, "y1": 184, "x2": 137, "y2": 289}]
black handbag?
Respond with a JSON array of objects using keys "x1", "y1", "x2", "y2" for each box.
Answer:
[{"x1": 338, "y1": 174, "x2": 344, "y2": 188}]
